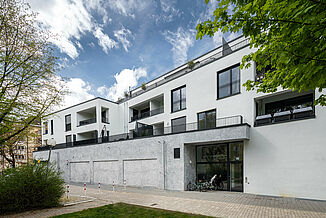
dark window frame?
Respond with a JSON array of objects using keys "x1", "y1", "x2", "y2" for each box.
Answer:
[
  {"x1": 65, "y1": 114, "x2": 71, "y2": 132},
  {"x1": 174, "y1": 148, "x2": 180, "y2": 159},
  {"x1": 217, "y1": 64, "x2": 240, "y2": 99},
  {"x1": 171, "y1": 116, "x2": 186, "y2": 133},
  {"x1": 66, "y1": 135, "x2": 72, "y2": 146},
  {"x1": 50, "y1": 120, "x2": 54, "y2": 135},
  {"x1": 171, "y1": 85, "x2": 186, "y2": 113},
  {"x1": 197, "y1": 109, "x2": 216, "y2": 130}
]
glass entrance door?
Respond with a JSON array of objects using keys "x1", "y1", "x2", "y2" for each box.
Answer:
[
  {"x1": 196, "y1": 142, "x2": 243, "y2": 192},
  {"x1": 230, "y1": 163, "x2": 243, "y2": 191}
]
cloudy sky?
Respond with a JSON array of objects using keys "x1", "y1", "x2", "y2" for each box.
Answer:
[{"x1": 27, "y1": 0, "x2": 240, "y2": 107}]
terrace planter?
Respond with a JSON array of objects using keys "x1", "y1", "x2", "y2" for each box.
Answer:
[
  {"x1": 273, "y1": 110, "x2": 291, "y2": 122},
  {"x1": 293, "y1": 106, "x2": 313, "y2": 119},
  {"x1": 255, "y1": 114, "x2": 272, "y2": 126}
]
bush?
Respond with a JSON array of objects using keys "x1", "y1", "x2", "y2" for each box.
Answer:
[{"x1": 0, "y1": 162, "x2": 65, "y2": 214}]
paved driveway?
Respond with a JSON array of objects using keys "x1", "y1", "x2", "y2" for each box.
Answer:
[{"x1": 7, "y1": 183, "x2": 326, "y2": 218}]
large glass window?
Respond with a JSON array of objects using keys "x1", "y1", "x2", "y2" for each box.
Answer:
[
  {"x1": 171, "y1": 116, "x2": 186, "y2": 133},
  {"x1": 198, "y1": 109, "x2": 216, "y2": 130},
  {"x1": 65, "y1": 114, "x2": 71, "y2": 131},
  {"x1": 171, "y1": 86, "x2": 186, "y2": 112},
  {"x1": 42, "y1": 122, "x2": 48, "y2": 135},
  {"x1": 196, "y1": 142, "x2": 243, "y2": 192},
  {"x1": 197, "y1": 144, "x2": 227, "y2": 163},
  {"x1": 217, "y1": 65, "x2": 240, "y2": 99}
]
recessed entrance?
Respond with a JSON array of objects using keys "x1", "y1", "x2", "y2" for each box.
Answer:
[{"x1": 196, "y1": 142, "x2": 243, "y2": 192}]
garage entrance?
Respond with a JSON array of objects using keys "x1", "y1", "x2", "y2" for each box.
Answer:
[
  {"x1": 123, "y1": 158, "x2": 159, "y2": 188},
  {"x1": 196, "y1": 142, "x2": 243, "y2": 192}
]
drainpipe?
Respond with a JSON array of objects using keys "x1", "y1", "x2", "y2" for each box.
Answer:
[{"x1": 162, "y1": 140, "x2": 166, "y2": 190}]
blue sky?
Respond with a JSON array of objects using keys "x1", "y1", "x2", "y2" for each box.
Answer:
[{"x1": 27, "y1": 0, "x2": 240, "y2": 107}]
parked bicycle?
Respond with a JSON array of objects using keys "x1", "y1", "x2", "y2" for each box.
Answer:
[{"x1": 187, "y1": 174, "x2": 224, "y2": 192}]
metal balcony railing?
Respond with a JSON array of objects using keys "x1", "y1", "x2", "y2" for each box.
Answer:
[
  {"x1": 127, "y1": 38, "x2": 250, "y2": 100},
  {"x1": 130, "y1": 107, "x2": 164, "y2": 122},
  {"x1": 37, "y1": 115, "x2": 245, "y2": 151},
  {"x1": 102, "y1": 117, "x2": 109, "y2": 124},
  {"x1": 78, "y1": 118, "x2": 96, "y2": 126}
]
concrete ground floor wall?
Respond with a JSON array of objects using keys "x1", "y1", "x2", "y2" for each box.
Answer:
[
  {"x1": 33, "y1": 125, "x2": 250, "y2": 191},
  {"x1": 33, "y1": 123, "x2": 326, "y2": 201}
]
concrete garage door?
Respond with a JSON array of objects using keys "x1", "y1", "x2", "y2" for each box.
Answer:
[
  {"x1": 123, "y1": 159, "x2": 159, "y2": 188},
  {"x1": 70, "y1": 161, "x2": 90, "y2": 183},
  {"x1": 93, "y1": 160, "x2": 119, "y2": 185}
]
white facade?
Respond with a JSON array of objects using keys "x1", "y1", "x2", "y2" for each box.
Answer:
[{"x1": 36, "y1": 36, "x2": 326, "y2": 200}]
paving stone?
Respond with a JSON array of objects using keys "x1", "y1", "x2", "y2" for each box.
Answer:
[{"x1": 6, "y1": 183, "x2": 326, "y2": 218}]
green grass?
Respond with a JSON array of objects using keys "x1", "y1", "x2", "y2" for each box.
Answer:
[{"x1": 52, "y1": 203, "x2": 212, "y2": 218}]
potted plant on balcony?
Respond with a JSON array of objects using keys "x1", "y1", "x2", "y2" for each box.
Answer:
[
  {"x1": 187, "y1": 60, "x2": 196, "y2": 70},
  {"x1": 141, "y1": 83, "x2": 146, "y2": 91},
  {"x1": 124, "y1": 91, "x2": 130, "y2": 98}
]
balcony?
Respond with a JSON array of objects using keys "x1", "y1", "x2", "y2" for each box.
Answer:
[
  {"x1": 133, "y1": 115, "x2": 244, "y2": 137},
  {"x1": 255, "y1": 92, "x2": 315, "y2": 127},
  {"x1": 130, "y1": 107, "x2": 164, "y2": 122},
  {"x1": 37, "y1": 115, "x2": 249, "y2": 151},
  {"x1": 77, "y1": 107, "x2": 97, "y2": 127},
  {"x1": 78, "y1": 118, "x2": 96, "y2": 126},
  {"x1": 130, "y1": 94, "x2": 164, "y2": 122}
]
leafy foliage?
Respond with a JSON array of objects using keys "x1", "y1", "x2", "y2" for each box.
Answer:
[
  {"x1": 197, "y1": 0, "x2": 326, "y2": 105},
  {"x1": 0, "y1": 0, "x2": 66, "y2": 147},
  {"x1": 0, "y1": 162, "x2": 65, "y2": 214}
]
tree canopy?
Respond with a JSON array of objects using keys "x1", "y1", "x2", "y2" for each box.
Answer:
[
  {"x1": 196, "y1": 0, "x2": 326, "y2": 105},
  {"x1": 0, "y1": 0, "x2": 66, "y2": 155}
]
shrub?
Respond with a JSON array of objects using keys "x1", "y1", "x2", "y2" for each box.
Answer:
[{"x1": 0, "y1": 162, "x2": 65, "y2": 214}]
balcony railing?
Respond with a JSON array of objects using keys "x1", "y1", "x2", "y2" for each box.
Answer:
[
  {"x1": 78, "y1": 118, "x2": 96, "y2": 126},
  {"x1": 255, "y1": 107, "x2": 314, "y2": 126},
  {"x1": 37, "y1": 115, "x2": 245, "y2": 151},
  {"x1": 127, "y1": 38, "x2": 250, "y2": 101},
  {"x1": 130, "y1": 107, "x2": 164, "y2": 122},
  {"x1": 102, "y1": 117, "x2": 109, "y2": 124}
]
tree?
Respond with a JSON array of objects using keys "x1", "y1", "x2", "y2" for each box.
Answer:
[
  {"x1": 196, "y1": 0, "x2": 326, "y2": 105},
  {"x1": 0, "y1": 0, "x2": 66, "y2": 164}
]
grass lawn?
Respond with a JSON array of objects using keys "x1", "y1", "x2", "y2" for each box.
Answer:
[{"x1": 52, "y1": 203, "x2": 212, "y2": 218}]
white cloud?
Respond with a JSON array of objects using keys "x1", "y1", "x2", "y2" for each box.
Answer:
[
  {"x1": 152, "y1": 0, "x2": 180, "y2": 23},
  {"x1": 27, "y1": 0, "x2": 94, "y2": 59},
  {"x1": 97, "y1": 85, "x2": 109, "y2": 95},
  {"x1": 105, "y1": 68, "x2": 147, "y2": 101},
  {"x1": 62, "y1": 78, "x2": 95, "y2": 108},
  {"x1": 163, "y1": 27, "x2": 195, "y2": 67},
  {"x1": 114, "y1": 27, "x2": 134, "y2": 52},
  {"x1": 212, "y1": 31, "x2": 224, "y2": 47},
  {"x1": 93, "y1": 26, "x2": 118, "y2": 54},
  {"x1": 27, "y1": 0, "x2": 130, "y2": 58},
  {"x1": 107, "y1": 0, "x2": 153, "y2": 18}
]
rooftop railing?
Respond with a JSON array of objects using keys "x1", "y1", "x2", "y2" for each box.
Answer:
[
  {"x1": 37, "y1": 115, "x2": 245, "y2": 151},
  {"x1": 128, "y1": 38, "x2": 250, "y2": 100}
]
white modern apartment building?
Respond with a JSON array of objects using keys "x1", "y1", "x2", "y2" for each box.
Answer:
[{"x1": 34, "y1": 36, "x2": 326, "y2": 201}]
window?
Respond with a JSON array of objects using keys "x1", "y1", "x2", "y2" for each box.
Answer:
[
  {"x1": 171, "y1": 86, "x2": 186, "y2": 112},
  {"x1": 42, "y1": 122, "x2": 48, "y2": 135},
  {"x1": 217, "y1": 65, "x2": 240, "y2": 99},
  {"x1": 174, "y1": 148, "x2": 180, "y2": 159},
  {"x1": 66, "y1": 135, "x2": 72, "y2": 146},
  {"x1": 171, "y1": 116, "x2": 186, "y2": 133},
  {"x1": 50, "y1": 120, "x2": 54, "y2": 135},
  {"x1": 198, "y1": 109, "x2": 216, "y2": 130},
  {"x1": 65, "y1": 115, "x2": 71, "y2": 131}
]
